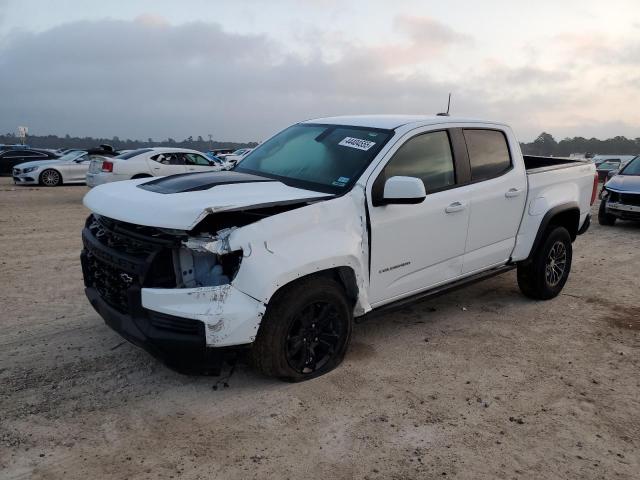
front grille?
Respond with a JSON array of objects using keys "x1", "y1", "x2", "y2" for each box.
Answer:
[
  {"x1": 619, "y1": 193, "x2": 640, "y2": 207},
  {"x1": 83, "y1": 251, "x2": 137, "y2": 313},
  {"x1": 82, "y1": 214, "x2": 181, "y2": 314},
  {"x1": 13, "y1": 168, "x2": 21, "y2": 175},
  {"x1": 148, "y1": 312, "x2": 202, "y2": 335},
  {"x1": 88, "y1": 215, "x2": 173, "y2": 258}
]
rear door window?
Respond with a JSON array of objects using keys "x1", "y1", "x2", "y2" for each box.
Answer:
[
  {"x1": 152, "y1": 152, "x2": 184, "y2": 165},
  {"x1": 463, "y1": 129, "x2": 512, "y2": 181},
  {"x1": 184, "y1": 153, "x2": 211, "y2": 166}
]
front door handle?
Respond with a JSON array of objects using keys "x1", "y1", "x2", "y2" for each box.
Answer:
[
  {"x1": 445, "y1": 201, "x2": 466, "y2": 213},
  {"x1": 505, "y1": 188, "x2": 523, "y2": 198}
]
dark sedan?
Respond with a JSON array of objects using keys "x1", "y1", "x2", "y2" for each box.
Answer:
[
  {"x1": 0, "y1": 148, "x2": 59, "y2": 175},
  {"x1": 599, "y1": 156, "x2": 640, "y2": 225}
]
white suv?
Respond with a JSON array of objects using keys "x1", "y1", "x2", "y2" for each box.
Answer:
[{"x1": 86, "y1": 147, "x2": 228, "y2": 187}]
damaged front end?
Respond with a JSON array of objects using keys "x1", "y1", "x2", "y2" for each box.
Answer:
[{"x1": 81, "y1": 213, "x2": 264, "y2": 373}]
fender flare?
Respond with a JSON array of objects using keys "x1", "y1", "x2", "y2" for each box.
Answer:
[{"x1": 526, "y1": 202, "x2": 580, "y2": 262}]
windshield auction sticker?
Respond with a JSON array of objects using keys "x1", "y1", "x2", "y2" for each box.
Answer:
[{"x1": 338, "y1": 137, "x2": 376, "y2": 151}]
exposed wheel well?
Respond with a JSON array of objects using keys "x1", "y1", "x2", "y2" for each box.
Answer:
[
  {"x1": 269, "y1": 267, "x2": 360, "y2": 307},
  {"x1": 132, "y1": 173, "x2": 152, "y2": 179}
]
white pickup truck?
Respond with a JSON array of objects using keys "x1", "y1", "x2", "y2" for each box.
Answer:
[{"x1": 81, "y1": 115, "x2": 598, "y2": 381}]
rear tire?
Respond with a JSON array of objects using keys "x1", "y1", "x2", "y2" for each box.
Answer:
[
  {"x1": 251, "y1": 276, "x2": 353, "y2": 382},
  {"x1": 517, "y1": 226, "x2": 572, "y2": 300},
  {"x1": 598, "y1": 200, "x2": 616, "y2": 226},
  {"x1": 40, "y1": 169, "x2": 62, "y2": 187}
]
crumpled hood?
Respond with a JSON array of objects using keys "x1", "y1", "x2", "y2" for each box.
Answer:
[
  {"x1": 14, "y1": 159, "x2": 61, "y2": 169},
  {"x1": 605, "y1": 174, "x2": 640, "y2": 192},
  {"x1": 83, "y1": 171, "x2": 331, "y2": 230}
]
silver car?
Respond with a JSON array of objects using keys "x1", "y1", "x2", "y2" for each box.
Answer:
[{"x1": 13, "y1": 150, "x2": 91, "y2": 186}]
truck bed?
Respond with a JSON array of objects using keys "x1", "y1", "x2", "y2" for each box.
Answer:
[{"x1": 523, "y1": 155, "x2": 588, "y2": 174}]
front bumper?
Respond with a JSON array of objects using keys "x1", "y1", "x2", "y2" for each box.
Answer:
[
  {"x1": 81, "y1": 216, "x2": 264, "y2": 371},
  {"x1": 12, "y1": 169, "x2": 38, "y2": 184},
  {"x1": 13, "y1": 175, "x2": 37, "y2": 184},
  {"x1": 85, "y1": 286, "x2": 221, "y2": 372},
  {"x1": 606, "y1": 201, "x2": 640, "y2": 221}
]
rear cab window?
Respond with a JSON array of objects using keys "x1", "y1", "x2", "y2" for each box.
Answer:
[{"x1": 463, "y1": 129, "x2": 512, "y2": 181}]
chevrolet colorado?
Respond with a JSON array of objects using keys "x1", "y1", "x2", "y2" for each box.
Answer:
[{"x1": 81, "y1": 115, "x2": 598, "y2": 381}]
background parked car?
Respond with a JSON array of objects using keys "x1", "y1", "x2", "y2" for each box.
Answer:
[
  {"x1": 592, "y1": 154, "x2": 636, "y2": 167},
  {"x1": 596, "y1": 159, "x2": 622, "y2": 182},
  {"x1": 13, "y1": 150, "x2": 91, "y2": 186},
  {"x1": 224, "y1": 148, "x2": 254, "y2": 166},
  {"x1": 86, "y1": 147, "x2": 227, "y2": 187},
  {"x1": 599, "y1": 155, "x2": 640, "y2": 225},
  {"x1": 0, "y1": 148, "x2": 59, "y2": 175},
  {"x1": 207, "y1": 148, "x2": 235, "y2": 159}
]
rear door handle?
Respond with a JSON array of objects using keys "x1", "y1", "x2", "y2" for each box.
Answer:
[
  {"x1": 445, "y1": 201, "x2": 466, "y2": 213},
  {"x1": 505, "y1": 188, "x2": 523, "y2": 198}
]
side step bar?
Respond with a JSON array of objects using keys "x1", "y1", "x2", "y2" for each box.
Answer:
[{"x1": 357, "y1": 264, "x2": 516, "y2": 323}]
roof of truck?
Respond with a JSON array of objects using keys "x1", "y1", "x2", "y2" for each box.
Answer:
[{"x1": 302, "y1": 114, "x2": 505, "y2": 130}]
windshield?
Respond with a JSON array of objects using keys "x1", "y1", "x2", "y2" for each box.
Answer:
[
  {"x1": 235, "y1": 123, "x2": 392, "y2": 193},
  {"x1": 599, "y1": 161, "x2": 620, "y2": 170},
  {"x1": 115, "y1": 148, "x2": 153, "y2": 160},
  {"x1": 58, "y1": 151, "x2": 87, "y2": 161},
  {"x1": 620, "y1": 156, "x2": 640, "y2": 175}
]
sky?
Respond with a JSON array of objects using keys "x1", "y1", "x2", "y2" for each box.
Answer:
[{"x1": 0, "y1": 0, "x2": 639, "y2": 142}]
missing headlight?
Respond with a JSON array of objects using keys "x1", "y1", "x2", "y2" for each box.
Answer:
[{"x1": 177, "y1": 229, "x2": 242, "y2": 288}]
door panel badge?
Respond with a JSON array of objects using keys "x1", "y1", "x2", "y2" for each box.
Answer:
[{"x1": 378, "y1": 261, "x2": 411, "y2": 274}]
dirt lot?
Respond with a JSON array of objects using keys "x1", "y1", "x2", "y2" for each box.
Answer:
[{"x1": 0, "y1": 176, "x2": 638, "y2": 480}]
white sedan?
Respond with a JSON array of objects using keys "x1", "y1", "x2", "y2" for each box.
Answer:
[
  {"x1": 13, "y1": 150, "x2": 91, "y2": 186},
  {"x1": 223, "y1": 148, "x2": 254, "y2": 166},
  {"x1": 86, "y1": 147, "x2": 228, "y2": 188}
]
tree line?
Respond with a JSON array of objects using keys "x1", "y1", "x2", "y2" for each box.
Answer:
[
  {"x1": 521, "y1": 133, "x2": 640, "y2": 157},
  {"x1": 3, "y1": 131, "x2": 639, "y2": 158},
  {"x1": 0, "y1": 133, "x2": 258, "y2": 152}
]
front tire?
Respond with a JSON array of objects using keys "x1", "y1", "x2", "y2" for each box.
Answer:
[
  {"x1": 251, "y1": 276, "x2": 353, "y2": 382},
  {"x1": 40, "y1": 169, "x2": 62, "y2": 187},
  {"x1": 598, "y1": 200, "x2": 616, "y2": 226},
  {"x1": 517, "y1": 226, "x2": 573, "y2": 300}
]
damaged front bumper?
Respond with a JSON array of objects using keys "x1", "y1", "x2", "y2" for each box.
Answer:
[
  {"x1": 81, "y1": 215, "x2": 265, "y2": 373},
  {"x1": 85, "y1": 284, "x2": 264, "y2": 373},
  {"x1": 141, "y1": 285, "x2": 265, "y2": 347}
]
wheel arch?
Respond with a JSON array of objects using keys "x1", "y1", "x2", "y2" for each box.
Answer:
[
  {"x1": 266, "y1": 266, "x2": 361, "y2": 310},
  {"x1": 527, "y1": 202, "x2": 580, "y2": 261},
  {"x1": 132, "y1": 173, "x2": 153, "y2": 179}
]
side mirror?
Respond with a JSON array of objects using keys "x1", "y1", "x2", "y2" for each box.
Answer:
[
  {"x1": 607, "y1": 169, "x2": 619, "y2": 179},
  {"x1": 379, "y1": 176, "x2": 426, "y2": 205}
]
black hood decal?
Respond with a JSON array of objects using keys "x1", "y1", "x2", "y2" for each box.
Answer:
[{"x1": 137, "y1": 171, "x2": 275, "y2": 194}]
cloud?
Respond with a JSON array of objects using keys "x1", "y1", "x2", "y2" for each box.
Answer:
[
  {"x1": 395, "y1": 15, "x2": 471, "y2": 49},
  {"x1": 0, "y1": 15, "x2": 638, "y2": 142},
  {"x1": 0, "y1": 18, "x2": 461, "y2": 140}
]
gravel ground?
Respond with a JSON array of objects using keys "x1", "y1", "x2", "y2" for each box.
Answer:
[{"x1": 0, "y1": 176, "x2": 639, "y2": 479}]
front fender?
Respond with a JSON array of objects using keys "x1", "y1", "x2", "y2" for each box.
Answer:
[{"x1": 229, "y1": 188, "x2": 371, "y2": 314}]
